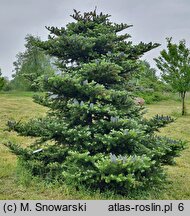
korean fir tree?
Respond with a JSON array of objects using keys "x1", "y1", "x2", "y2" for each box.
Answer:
[{"x1": 5, "y1": 10, "x2": 185, "y2": 194}]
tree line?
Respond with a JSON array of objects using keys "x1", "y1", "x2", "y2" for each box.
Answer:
[{"x1": 0, "y1": 35, "x2": 55, "y2": 91}]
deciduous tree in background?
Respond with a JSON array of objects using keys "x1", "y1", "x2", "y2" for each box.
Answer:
[
  {"x1": 0, "y1": 68, "x2": 5, "y2": 90},
  {"x1": 6, "y1": 10, "x2": 185, "y2": 194},
  {"x1": 12, "y1": 35, "x2": 55, "y2": 91},
  {"x1": 154, "y1": 38, "x2": 190, "y2": 115},
  {"x1": 131, "y1": 61, "x2": 171, "y2": 104}
]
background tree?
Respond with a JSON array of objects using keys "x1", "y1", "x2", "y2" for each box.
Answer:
[
  {"x1": 12, "y1": 35, "x2": 55, "y2": 91},
  {"x1": 6, "y1": 10, "x2": 185, "y2": 194},
  {"x1": 132, "y1": 61, "x2": 171, "y2": 103},
  {"x1": 0, "y1": 68, "x2": 6, "y2": 90},
  {"x1": 154, "y1": 38, "x2": 190, "y2": 115}
]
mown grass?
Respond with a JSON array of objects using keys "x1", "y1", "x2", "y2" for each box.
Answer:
[
  {"x1": 143, "y1": 98, "x2": 190, "y2": 199},
  {"x1": 0, "y1": 91, "x2": 190, "y2": 199}
]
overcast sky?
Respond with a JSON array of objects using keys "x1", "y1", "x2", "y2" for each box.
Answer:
[{"x1": 1, "y1": 0, "x2": 190, "y2": 78}]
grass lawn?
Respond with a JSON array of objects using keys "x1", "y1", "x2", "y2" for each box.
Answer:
[{"x1": 0, "y1": 92, "x2": 190, "y2": 199}]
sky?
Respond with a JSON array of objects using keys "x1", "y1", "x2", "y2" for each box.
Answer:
[{"x1": 1, "y1": 0, "x2": 190, "y2": 78}]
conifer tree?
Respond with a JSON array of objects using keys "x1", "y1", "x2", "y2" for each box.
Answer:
[{"x1": 6, "y1": 10, "x2": 185, "y2": 193}]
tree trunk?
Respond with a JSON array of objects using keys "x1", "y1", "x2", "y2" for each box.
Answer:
[{"x1": 181, "y1": 91, "x2": 186, "y2": 115}]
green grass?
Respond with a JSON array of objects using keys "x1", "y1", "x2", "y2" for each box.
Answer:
[
  {"x1": 0, "y1": 91, "x2": 190, "y2": 199},
  {"x1": 143, "y1": 98, "x2": 190, "y2": 199},
  {"x1": 0, "y1": 91, "x2": 37, "y2": 97}
]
